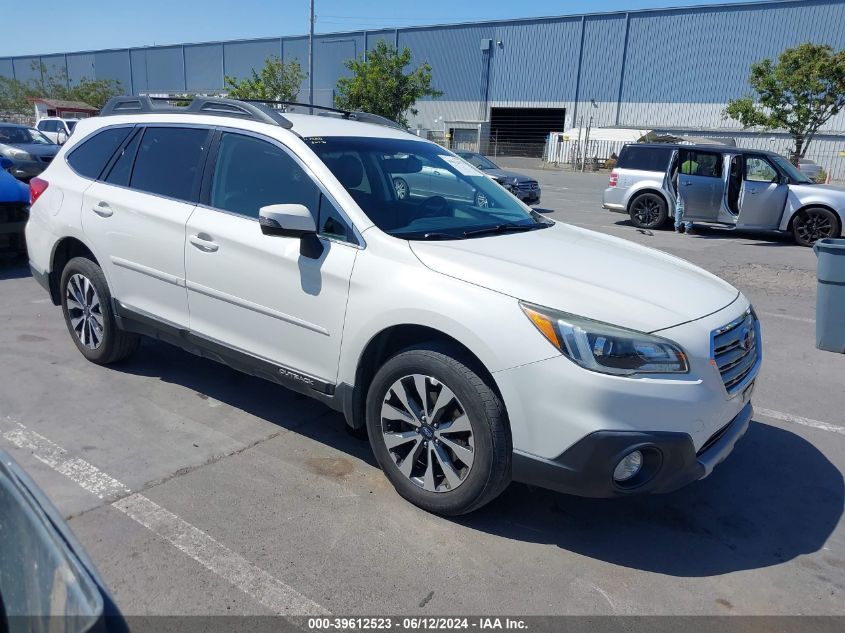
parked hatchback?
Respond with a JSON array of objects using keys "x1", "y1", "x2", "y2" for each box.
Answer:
[
  {"x1": 603, "y1": 143, "x2": 843, "y2": 246},
  {"x1": 36, "y1": 117, "x2": 79, "y2": 144},
  {"x1": 27, "y1": 97, "x2": 758, "y2": 515}
]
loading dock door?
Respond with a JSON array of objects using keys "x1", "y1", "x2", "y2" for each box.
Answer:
[{"x1": 489, "y1": 107, "x2": 566, "y2": 156}]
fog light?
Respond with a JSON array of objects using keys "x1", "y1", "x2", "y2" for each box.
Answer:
[{"x1": 613, "y1": 450, "x2": 643, "y2": 482}]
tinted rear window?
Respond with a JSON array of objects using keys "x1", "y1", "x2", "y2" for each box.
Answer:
[
  {"x1": 66, "y1": 127, "x2": 132, "y2": 179},
  {"x1": 130, "y1": 127, "x2": 209, "y2": 201},
  {"x1": 617, "y1": 146, "x2": 673, "y2": 172}
]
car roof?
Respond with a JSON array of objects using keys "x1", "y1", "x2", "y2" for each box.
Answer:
[
  {"x1": 0, "y1": 122, "x2": 32, "y2": 129},
  {"x1": 626, "y1": 142, "x2": 780, "y2": 157}
]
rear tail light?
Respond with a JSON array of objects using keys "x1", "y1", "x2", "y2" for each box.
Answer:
[
  {"x1": 608, "y1": 170, "x2": 619, "y2": 187},
  {"x1": 30, "y1": 177, "x2": 49, "y2": 205}
]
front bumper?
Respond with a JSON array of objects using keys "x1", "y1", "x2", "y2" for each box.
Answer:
[
  {"x1": 513, "y1": 402, "x2": 752, "y2": 497},
  {"x1": 512, "y1": 186, "x2": 541, "y2": 205}
]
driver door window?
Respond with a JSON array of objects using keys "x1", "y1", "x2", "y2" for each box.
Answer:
[{"x1": 745, "y1": 157, "x2": 778, "y2": 182}]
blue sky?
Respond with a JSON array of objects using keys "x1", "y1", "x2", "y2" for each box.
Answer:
[{"x1": 3, "y1": 0, "x2": 766, "y2": 56}]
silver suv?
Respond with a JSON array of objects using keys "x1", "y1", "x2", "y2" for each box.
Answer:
[{"x1": 602, "y1": 143, "x2": 844, "y2": 246}]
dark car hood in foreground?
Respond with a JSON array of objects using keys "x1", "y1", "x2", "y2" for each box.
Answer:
[{"x1": 481, "y1": 168, "x2": 534, "y2": 183}]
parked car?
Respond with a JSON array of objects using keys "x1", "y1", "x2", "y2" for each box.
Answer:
[
  {"x1": 0, "y1": 448, "x2": 128, "y2": 632},
  {"x1": 26, "y1": 96, "x2": 759, "y2": 515},
  {"x1": 36, "y1": 117, "x2": 79, "y2": 144},
  {"x1": 603, "y1": 143, "x2": 844, "y2": 247},
  {"x1": 796, "y1": 158, "x2": 822, "y2": 182},
  {"x1": 455, "y1": 151, "x2": 541, "y2": 205},
  {"x1": 0, "y1": 155, "x2": 30, "y2": 255},
  {"x1": 0, "y1": 123, "x2": 60, "y2": 180}
]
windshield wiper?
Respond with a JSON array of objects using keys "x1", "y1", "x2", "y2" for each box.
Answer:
[
  {"x1": 462, "y1": 223, "x2": 545, "y2": 238},
  {"x1": 394, "y1": 231, "x2": 466, "y2": 240}
]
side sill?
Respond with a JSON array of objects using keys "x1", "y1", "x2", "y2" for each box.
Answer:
[{"x1": 112, "y1": 300, "x2": 344, "y2": 412}]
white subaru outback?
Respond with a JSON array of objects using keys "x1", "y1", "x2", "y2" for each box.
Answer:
[{"x1": 25, "y1": 97, "x2": 761, "y2": 515}]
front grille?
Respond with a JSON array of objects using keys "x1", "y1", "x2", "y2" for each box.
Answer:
[
  {"x1": 711, "y1": 309, "x2": 760, "y2": 394},
  {"x1": 517, "y1": 180, "x2": 539, "y2": 192}
]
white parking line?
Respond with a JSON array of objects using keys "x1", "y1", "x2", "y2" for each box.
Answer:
[
  {"x1": 114, "y1": 493, "x2": 329, "y2": 616},
  {"x1": 0, "y1": 419, "x2": 330, "y2": 616},
  {"x1": 757, "y1": 311, "x2": 815, "y2": 324},
  {"x1": 756, "y1": 407, "x2": 845, "y2": 435}
]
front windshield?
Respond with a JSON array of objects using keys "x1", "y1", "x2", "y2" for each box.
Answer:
[
  {"x1": 307, "y1": 137, "x2": 548, "y2": 239},
  {"x1": 0, "y1": 127, "x2": 54, "y2": 146},
  {"x1": 771, "y1": 155, "x2": 813, "y2": 184},
  {"x1": 456, "y1": 152, "x2": 499, "y2": 170}
]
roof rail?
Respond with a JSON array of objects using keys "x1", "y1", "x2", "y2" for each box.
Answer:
[
  {"x1": 238, "y1": 99, "x2": 406, "y2": 131},
  {"x1": 100, "y1": 95, "x2": 294, "y2": 129}
]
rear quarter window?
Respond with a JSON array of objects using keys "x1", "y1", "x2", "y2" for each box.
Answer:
[
  {"x1": 66, "y1": 127, "x2": 132, "y2": 179},
  {"x1": 617, "y1": 146, "x2": 673, "y2": 172}
]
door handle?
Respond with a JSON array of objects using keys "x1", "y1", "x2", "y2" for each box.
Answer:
[
  {"x1": 189, "y1": 234, "x2": 219, "y2": 252},
  {"x1": 92, "y1": 202, "x2": 113, "y2": 217}
]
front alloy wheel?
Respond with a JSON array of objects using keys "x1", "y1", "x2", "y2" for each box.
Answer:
[
  {"x1": 66, "y1": 273, "x2": 104, "y2": 350},
  {"x1": 381, "y1": 374, "x2": 474, "y2": 492},
  {"x1": 793, "y1": 208, "x2": 839, "y2": 247}
]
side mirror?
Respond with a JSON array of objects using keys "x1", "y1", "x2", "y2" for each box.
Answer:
[
  {"x1": 0, "y1": 156, "x2": 12, "y2": 170},
  {"x1": 57, "y1": 130, "x2": 68, "y2": 145},
  {"x1": 258, "y1": 204, "x2": 316, "y2": 237}
]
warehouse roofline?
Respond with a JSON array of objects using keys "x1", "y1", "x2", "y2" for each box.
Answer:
[{"x1": 0, "y1": 0, "x2": 828, "y2": 60}]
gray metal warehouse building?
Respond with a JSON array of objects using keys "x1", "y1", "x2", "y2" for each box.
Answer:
[{"x1": 3, "y1": 0, "x2": 845, "y2": 176}]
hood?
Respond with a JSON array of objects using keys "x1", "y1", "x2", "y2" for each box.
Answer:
[
  {"x1": 790, "y1": 183, "x2": 845, "y2": 195},
  {"x1": 2, "y1": 143, "x2": 59, "y2": 158},
  {"x1": 482, "y1": 168, "x2": 533, "y2": 183},
  {"x1": 409, "y1": 223, "x2": 739, "y2": 333}
]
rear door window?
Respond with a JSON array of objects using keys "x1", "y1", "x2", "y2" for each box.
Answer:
[
  {"x1": 66, "y1": 127, "x2": 132, "y2": 180},
  {"x1": 679, "y1": 150, "x2": 722, "y2": 178},
  {"x1": 617, "y1": 146, "x2": 673, "y2": 172},
  {"x1": 103, "y1": 130, "x2": 142, "y2": 187},
  {"x1": 129, "y1": 127, "x2": 210, "y2": 202}
]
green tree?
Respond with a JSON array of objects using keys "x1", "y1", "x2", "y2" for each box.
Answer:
[
  {"x1": 0, "y1": 77, "x2": 35, "y2": 117},
  {"x1": 27, "y1": 61, "x2": 122, "y2": 109},
  {"x1": 334, "y1": 41, "x2": 442, "y2": 126},
  {"x1": 725, "y1": 43, "x2": 845, "y2": 163},
  {"x1": 224, "y1": 56, "x2": 306, "y2": 102}
]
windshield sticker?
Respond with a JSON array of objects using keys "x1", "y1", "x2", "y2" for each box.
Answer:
[{"x1": 438, "y1": 155, "x2": 484, "y2": 177}]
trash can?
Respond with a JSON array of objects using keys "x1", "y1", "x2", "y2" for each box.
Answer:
[{"x1": 814, "y1": 238, "x2": 845, "y2": 353}]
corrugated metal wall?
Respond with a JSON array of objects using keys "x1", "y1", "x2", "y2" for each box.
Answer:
[{"x1": 2, "y1": 0, "x2": 845, "y2": 134}]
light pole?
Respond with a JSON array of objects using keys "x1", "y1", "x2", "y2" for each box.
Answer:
[{"x1": 308, "y1": 0, "x2": 314, "y2": 111}]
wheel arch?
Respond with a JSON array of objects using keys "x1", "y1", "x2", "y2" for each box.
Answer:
[
  {"x1": 47, "y1": 237, "x2": 101, "y2": 305},
  {"x1": 344, "y1": 323, "x2": 504, "y2": 430}
]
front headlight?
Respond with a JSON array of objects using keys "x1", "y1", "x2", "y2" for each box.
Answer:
[
  {"x1": 7, "y1": 148, "x2": 33, "y2": 161},
  {"x1": 520, "y1": 302, "x2": 689, "y2": 376}
]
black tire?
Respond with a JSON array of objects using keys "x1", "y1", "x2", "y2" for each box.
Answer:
[
  {"x1": 60, "y1": 256, "x2": 139, "y2": 364},
  {"x1": 792, "y1": 207, "x2": 840, "y2": 247},
  {"x1": 629, "y1": 193, "x2": 669, "y2": 229},
  {"x1": 393, "y1": 177, "x2": 410, "y2": 200},
  {"x1": 366, "y1": 344, "x2": 511, "y2": 515}
]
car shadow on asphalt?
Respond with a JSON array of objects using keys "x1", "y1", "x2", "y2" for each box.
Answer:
[
  {"x1": 611, "y1": 220, "x2": 799, "y2": 247},
  {"x1": 457, "y1": 420, "x2": 844, "y2": 577},
  {"x1": 117, "y1": 338, "x2": 379, "y2": 467},
  {"x1": 101, "y1": 324, "x2": 842, "y2": 578}
]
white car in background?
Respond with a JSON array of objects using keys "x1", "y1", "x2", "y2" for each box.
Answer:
[
  {"x1": 25, "y1": 96, "x2": 759, "y2": 515},
  {"x1": 36, "y1": 118, "x2": 79, "y2": 144}
]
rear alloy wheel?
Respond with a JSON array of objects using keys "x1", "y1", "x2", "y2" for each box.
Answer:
[
  {"x1": 366, "y1": 345, "x2": 511, "y2": 515},
  {"x1": 393, "y1": 177, "x2": 410, "y2": 200},
  {"x1": 793, "y1": 207, "x2": 840, "y2": 247},
  {"x1": 629, "y1": 193, "x2": 668, "y2": 229},
  {"x1": 60, "y1": 256, "x2": 139, "y2": 364}
]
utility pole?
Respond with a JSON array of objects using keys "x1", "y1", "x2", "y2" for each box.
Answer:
[{"x1": 308, "y1": 0, "x2": 315, "y2": 111}]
